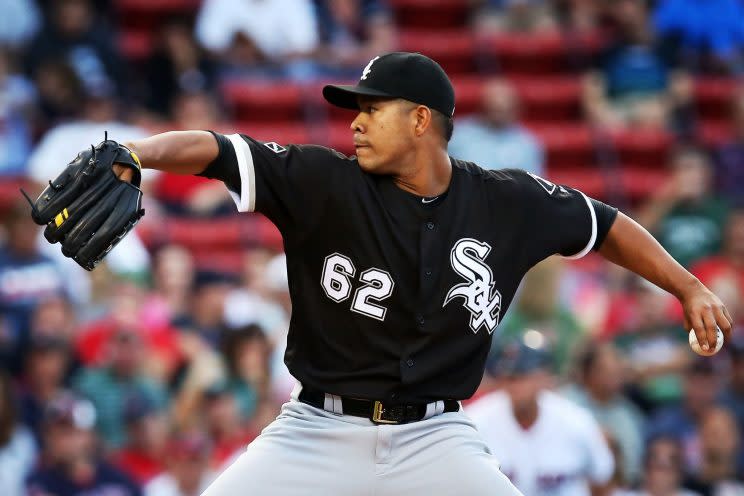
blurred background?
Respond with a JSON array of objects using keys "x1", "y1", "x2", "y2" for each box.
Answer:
[{"x1": 0, "y1": 0, "x2": 742, "y2": 495}]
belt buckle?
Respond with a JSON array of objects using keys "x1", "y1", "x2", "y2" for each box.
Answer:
[{"x1": 372, "y1": 401, "x2": 399, "y2": 424}]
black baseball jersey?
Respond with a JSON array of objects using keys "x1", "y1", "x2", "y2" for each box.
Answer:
[{"x1": 200, "y1": 132, "x2": 618, "y2": 403}]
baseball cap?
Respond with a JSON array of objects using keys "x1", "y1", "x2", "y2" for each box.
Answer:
[
  {"x1": 123, "y1": 390, "x2": 158, "y2": 425},
  {"x1": 323, "y1": 52, "x2": 456, "y2": 118},
  {"x1": 44, "y1": 391, "x2": 97, "y2": 430},
  {"x1": 487, "y1": 334, "x2": 552, "y2": 377}
]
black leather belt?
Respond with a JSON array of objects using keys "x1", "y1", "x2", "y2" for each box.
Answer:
[{"x1": 298, "y1": 388, "x2": 459, "y2": 424}]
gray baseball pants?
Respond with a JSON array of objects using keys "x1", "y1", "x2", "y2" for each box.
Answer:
[{"x1": 200, "y1": 386, "x2": 523, "y2": 495}]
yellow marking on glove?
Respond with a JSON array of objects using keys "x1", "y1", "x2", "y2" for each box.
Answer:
[
  {"x1": 54, "y1": 208, "x2": 69, "y2": 227},
  {"x1": 129, "y1": 151, "x2": 141, "y2": 168}
]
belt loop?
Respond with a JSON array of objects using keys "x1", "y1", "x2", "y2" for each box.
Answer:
[
  {"x1": 290, "y1": 382, "x2": 303, "y2": 401},
  {"x1": 324, "y1": 393, "x2": 344, "y2": 415},
  {"x1": 423, "y1": 400, "x2": 445, "y2": 420}
]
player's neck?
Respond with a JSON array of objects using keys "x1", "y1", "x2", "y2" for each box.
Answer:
[
  {"x1": 391, "y1": 147, "x2": 452, "y2": 197},
  {"x1": 513, "y1": 402, "x2": 539, "y2": 430}
]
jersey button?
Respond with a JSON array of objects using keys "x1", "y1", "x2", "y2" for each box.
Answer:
[
  {"x1": 426, "y1": 222, "x2": 435, "y2": 230},
  {"x1": 425, "y1": 268, "x2": 432, "y2": 276},
  {"x1": 416, "y1": 315, "x2": 425, "y2": 326},
  {"x1": 406, "y1": 359, "x2": 414, "y2": 367}
]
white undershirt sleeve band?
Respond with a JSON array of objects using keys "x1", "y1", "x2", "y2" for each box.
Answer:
[
  {"x1": 564, "y1": 191, "x2": 597, "y2": 260},
  {"x1": 226, "y1": 133, "x2": 256, "y2": 212}
]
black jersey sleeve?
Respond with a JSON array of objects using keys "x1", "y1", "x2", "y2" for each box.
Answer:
[
  {"x1": 198, "y1": 131, "x2": 347, "y2": 232},
  {"x1": 511, "y1": 170, "x2": 618, "y2": 265}
]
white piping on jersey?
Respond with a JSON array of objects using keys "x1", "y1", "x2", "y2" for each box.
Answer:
[
  {"x1": 226, "y1": 133, "x2": 256, "y2": 212},
  {"x1": 564, "y1": 191, "x2": 597, "y2": 260}
]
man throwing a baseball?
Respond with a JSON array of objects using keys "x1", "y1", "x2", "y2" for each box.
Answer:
[{"x1": 30, "y1": 52, "x2": 733, "y2": 495}]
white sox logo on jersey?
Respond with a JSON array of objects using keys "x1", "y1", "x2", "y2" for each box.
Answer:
[{"x1": 443, "y1": 238, "x2": 502, "y2": 334}]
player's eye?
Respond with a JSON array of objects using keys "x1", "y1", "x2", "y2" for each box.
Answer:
[{"x1": 369, "y1": 106, "x2": 378, "y2": 113}]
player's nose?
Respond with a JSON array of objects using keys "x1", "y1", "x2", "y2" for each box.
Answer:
[{"x1": 350, "y1": 113, "x2": 365, "y2": 133}]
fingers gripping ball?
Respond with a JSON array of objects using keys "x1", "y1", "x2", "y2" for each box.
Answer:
[
  {"x1": 21, "y1": 134, "x2": 145, "y2": 271},
  {"x1": 689, "y1": 327, "x2": 724, "y2": 356}
]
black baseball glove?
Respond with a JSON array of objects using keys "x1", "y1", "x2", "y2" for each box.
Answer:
[{"x1": 22, "y1": 135, "x2": 146, "y2": 271}]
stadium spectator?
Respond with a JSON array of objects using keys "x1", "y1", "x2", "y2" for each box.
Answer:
[
  {"x1": 582, "y1": 0, "x2": 693, "y2": 131},
  {"x1": 637, "y1": 146, "x2": 729, "y2": 268},
  {"x1": 144, "y1": 18, "x2": 217, "y2": 117},
  {"x1": 0, "y1": 0, "x2": 41, "y2": 49},
  {"x1": 140, "y1": 244, "x2": 196, "y2": 329},
  {"x1": 714, "y1": 90, "x2": 744, "y2": 203},
  {"x1": 170, "y1": 331, "x2": 227, "y2": 430},
  {"x1": 111, "y1": 391, "x2": 169, "y2": 485},
  {"x1": 619, "y1": 435, "x2": 702, "y2": 496},
  {"x1": 691, "y1": 208, "x2": 744, "y2": 321},
  {"x1": 72, "y1": 323, "x2": 170, "y2": 449},
  {"x1": 17, "y1": 333, "x2": 74, "y2": 443},
  {"x1": 647, "y1": 358, "x2": 727, "y2": 476},
  {"x1": 473, "y1": 0, "x2": 559, "y2": 34},
  {"x1": 0, "y1": 370, "x2": 37, "y2": 496},
  {"x1": 27, "y1": 89, "x2": 154, "y2": 278},
  {"x1": 720, "y1": 338, "x2": 744, "y2": 475},
  {"x1": 194, "y1": 0, "x2": 319, "y2": 80},
  {"x1": 201, "y1": 381, "x2": 258, "y2": 467},
  {"x1": 224, "y1": 248, "x2": 289, "y2": 339},
  {"x1": 0, "y1": 49, "x2": 35, "y2": 176},
  {"x1": 27, "y1": 91, "x2": 147, "y2": 187},
  {"x1": 553, "y1": 0, "x2": 601, "y2": 35},
  {"x1": 562, "y1": 341, "x2": 646, "y2": 484},
  {"x1": 219, "y1": 324, "x2": 273, "y2": 421},
  {"x1": 0, "y1": 200, "x2": 67, "y2": 374},
  {"x1": 449, "y1": 78, "x2": 545, "y2": 174},
  {"x1": 653, "y1": 0, "x2": 744, "y2": 75},
  {"x1": 25, "y1": 0, "x2": 126, "y2": 99},
  {"x1": 313, "y1": 0, "x2": 396, "y2": 78},
  {"x1": 174, "y1": 270, "x2": 236, "y2": 347},
  {"x1": 613, "y1": 279, "x2": 690, "y2": 411},
  {"x1": 28, "y1": 58, "x2": 84, "y2": 130},
  {"x1": 153, "y1": 92, "x2": 233, "y2": 217},
  {"x1": 26, "y1": 391, "x2": 141, "y2": 496},
  {"x1": 467, "y1": 339, "x2": 615, "y2": 496},
  {"x1": 494, "y1": 257, "x2": 582, "y2": 375},
  {"x1": 144, "y1": 431, "x2": 216, "y2": 496},
  {"x1": 683, "y1": 406, "x2": 744, "y2": 495}
]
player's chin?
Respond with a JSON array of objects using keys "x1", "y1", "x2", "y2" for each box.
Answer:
[{"x1": 355, "y1": 152, "x2": 383, "y2": 173}]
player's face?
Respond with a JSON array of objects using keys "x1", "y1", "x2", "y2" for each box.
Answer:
[{"x1": 351, "y1": 96, "x2": 417, "y2": 174}]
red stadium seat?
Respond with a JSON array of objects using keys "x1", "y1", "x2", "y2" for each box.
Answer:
[
  {"x1": 119, "y1": 29, "x2": 154, "y2": 60},
  {"x1": 399, "y1": 29, "x2": 478, "y2": 74},
  {"x1": 222, "y1": 81, "x2": 305, "y2": 122},
  {"x1": 0, "y1": 177, "x2": 29, "y2": 213},
  {"x1": 610, "y1": 128, "x2": 672, "y2": 169},
  {"x1": 695, "y1": 78, "x2": 741, "y2": 120},
  {"x1": 388, "y1": 0, "x2": 471, "y2": 28},
  {"x1": 140, "y1": 215, "x2": 282, "y2": 253},
  {"x1": 480, "y1": 31, "x2": 604, "y2": 75},
  {"x1": 620, "y1": 167, "x2": 669, "y2": 199},
  {"x1": 547, "y1": 167, "x2": 605, "y2": 197},
  {"x1": 451, "y1": 76, "x2": 582, "y2": 121},
  {"x1": 528, "y1": 124, "x2": 594, "y2": 168},
  {"x1": 326, "y1": 123, "x2": 356, "y2": 156},
  {"x1": 699, "y1": 121, "x2": 732, "y2": 147},
  {"x1": 232, "y1": 122, "x2": 311, "y2": 145}
]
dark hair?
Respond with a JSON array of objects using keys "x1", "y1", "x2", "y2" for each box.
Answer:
[
  {"x1": 642, "y1": 434, "x2": 684, "y2": 470},
  {"x1": 220, "y1": 324, "x2": 269, "y2": 377},
  {"x1": 0, "y1": 371, "x2": 16, "y2": 446},
  {"x1": 433, "y1": 109, "x2": 454, "y2": 142}
]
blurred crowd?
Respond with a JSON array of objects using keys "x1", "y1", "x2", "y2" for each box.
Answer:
[{"x1": 0, "y1": 0, "x2": 743, "y2": 495}]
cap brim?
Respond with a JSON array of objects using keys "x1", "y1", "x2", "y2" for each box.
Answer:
[{"x1": 322, "y1": 84, "x2": 396, "y2": 110}]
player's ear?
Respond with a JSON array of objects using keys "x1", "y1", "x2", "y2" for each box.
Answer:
[{"x1": 413, "y1": 105, "x2": 432, "y2": 137}]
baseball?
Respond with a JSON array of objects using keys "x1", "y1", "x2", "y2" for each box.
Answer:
[{"x1": 688, "y1": 327, "x2": 724, "y2": 356}]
